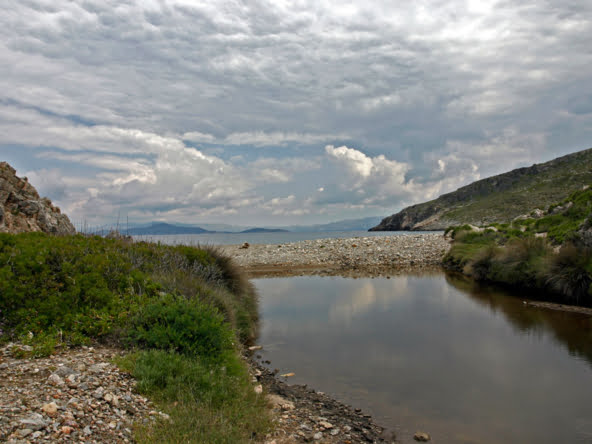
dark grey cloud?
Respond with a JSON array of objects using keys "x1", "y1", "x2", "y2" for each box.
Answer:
[{"x1": 0, "y1": 0, "x2": 591, "y2": 225}]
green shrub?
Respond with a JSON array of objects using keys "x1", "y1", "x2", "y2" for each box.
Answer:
[
  {"x1": 0, "y1": 233, "x2": 258, "y2": 352},
  {"x1": 546, "y1": 244, "x2": 592, "y2": 304},
  {"x1": 467, "y1": 245, "x2": 498, "y2": 280},
  {"x1": 127, "y1": 294, "x2": 233, "y2": 359}
]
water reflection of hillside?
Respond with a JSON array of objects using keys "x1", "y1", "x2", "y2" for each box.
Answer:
[{"x1": 445, "y1": 272, "x2": 592, "y2": 366}]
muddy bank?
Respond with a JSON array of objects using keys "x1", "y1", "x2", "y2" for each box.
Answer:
[{"x1": 221, "y1": 234, "x2": 450, "y2": 277}]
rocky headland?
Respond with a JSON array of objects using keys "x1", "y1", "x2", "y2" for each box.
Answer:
[
  {"x1": 0, "y1": 162, "x2": 75, "y2": 235},
  {"x1": 370, "y1": 147, "x2": 592, "y2": 231}
]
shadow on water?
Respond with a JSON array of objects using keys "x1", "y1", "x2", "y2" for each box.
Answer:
[{"x1": 445, "y1": 272, "x2": 592, "y2": 367}]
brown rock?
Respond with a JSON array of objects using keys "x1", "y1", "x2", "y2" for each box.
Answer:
[
  {"x1": 41, "y1": 402, "x2": 58, "y2": 417},
  {"x1": 0, "y1": 162, "x2": 75, "y2": 235},
  {"x1": 414, "y1": 431, "x2": 431, "y2": 441},
  {"x1": 61, "y1": 426, "x2": 74, "y2": 435}
]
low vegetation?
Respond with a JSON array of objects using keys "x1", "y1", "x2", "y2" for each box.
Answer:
[
  {"x1": 443, "y1": 187, "x2": 592, "y2": 306},
  {"x1": 0, "y1": 233, "x2": 271, "y2": 443}
]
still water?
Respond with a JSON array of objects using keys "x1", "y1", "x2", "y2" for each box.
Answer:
[{"x1": 254, "y1": 273, "x2": 592, "y2": 444}]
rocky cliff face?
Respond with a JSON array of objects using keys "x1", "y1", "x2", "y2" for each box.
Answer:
[
  {"x1": 371, "y1": 147, "x2": 592, "y2": 231},
  {"x1": 0, "y1": 162, "x2": 76, "y2": 235}
]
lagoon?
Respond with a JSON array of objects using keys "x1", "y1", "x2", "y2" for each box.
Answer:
[{"x1": 254, "y1": 273, "x2": 592, "y2": 444}]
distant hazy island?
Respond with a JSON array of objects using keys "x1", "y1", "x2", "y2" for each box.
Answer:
[{"x1": 239, "y1": 228, "x2": 289, "y2": 233}]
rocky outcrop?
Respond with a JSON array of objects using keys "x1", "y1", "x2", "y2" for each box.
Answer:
[
  {"x1": 0, "y1": 162, "x2": 75, "y2": 235},
  {"x1": 371, "y1": 147, "x2": 592, "y2": 231}
]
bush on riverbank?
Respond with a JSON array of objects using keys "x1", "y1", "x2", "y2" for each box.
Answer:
[
  {"x1": 0, "y1": 233, "x2": 258, "y2": 351},
  {"x1": 0, "y1": 232, "x2": 270, "y2": 442},
  {"x1": 443, "y1": 188, "x2": 592, "y2": 306}
]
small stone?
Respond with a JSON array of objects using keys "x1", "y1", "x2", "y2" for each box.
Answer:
[
  {"x1": 41, "y1": 402, "x2": 58, "y2": 417},
  {"x1": 48, "y1": 373, "x2": 64, "y2": 386},
  {"x1": 61, "y1": 426, "x2": 74, "y2": 435},
  {"x1": 254, "y1": 384, "x2": 263, "y2": 394},
  {"x1": 248, "y1": 345, "x2": 263, "y2": 351},
  {"x1": 414, "y1": 431, "x2": 431, "y2": 442},
  {"x1": 20, "y1": 413, "x2": 48, "y2": 431},
  {"x1": 330, "y1": 428, "x2": 340, "y2": 436},
  {"x1": 266, "y1": 394, "x2": 295, "y2": 411},
  {"x1": 280, "y1": 372, "x2": 295, "y2": 378},
  {"x1": 55, "y1": 366, "x2": 77, "y2": 377},
  {"x1": 83, "y1": 426, "x2": 92, "y2": 436},
  {"x1": 319, "y1": 420, "x2": 333, "y2": 429},
  {"x1": 17, "y1": 428, "x2": 33, "y2": 438},
  {"x1": 88, "y1": 363, "x2": 108, "y2": 373},
  {"x1": 313, "y1": 431, "x2": 323, "y2": 440},
  {"x1": 343, "y1": 425, "x2": 352, "y2": 432}
]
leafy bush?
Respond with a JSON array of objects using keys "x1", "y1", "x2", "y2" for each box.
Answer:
[
  {"x1": 127, "y1": 293, "x2": 233, "y2": 359},
  {"x1": 0, "y1": 233, "x2": 258, "y2": 350}
]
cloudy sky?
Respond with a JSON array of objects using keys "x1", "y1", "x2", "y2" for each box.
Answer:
[{"x1": 1, "y1": 0, "x2": 591, "y2": 227}]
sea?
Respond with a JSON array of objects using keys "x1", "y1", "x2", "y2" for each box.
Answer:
[{"x1": 130, "y1": 230, "x2": 430, "y2": 246}]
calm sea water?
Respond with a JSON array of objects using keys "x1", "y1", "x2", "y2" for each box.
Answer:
[
  {"x1": 131, "y1": 230, "x2": 426, "y2": 246},
  {"x1": 254, "y1": 273, "x2": 592, "y2": 444}
]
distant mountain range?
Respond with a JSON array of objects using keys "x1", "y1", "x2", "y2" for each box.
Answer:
[
  {"x1": 371, "y1": 147, "x2": 592, "y2": 231},
  {"x1": 126, "y1": 223, "x2": 211, "y2": 235},
  {"x1": 100, "y1": 216, "x2": 383, "y2": 236}
]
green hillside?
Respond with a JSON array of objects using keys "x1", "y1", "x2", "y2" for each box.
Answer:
[{"x1": 371, "y1": 147, "x2": 592, "y2": 231}]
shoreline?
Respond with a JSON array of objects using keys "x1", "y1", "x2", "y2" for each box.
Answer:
[
  {"x1": 251, "y1": 358, "x2": 394, "y2": 444},
  {"x1": 221, "y1": 233, "x2": 451, "y2": 278}
]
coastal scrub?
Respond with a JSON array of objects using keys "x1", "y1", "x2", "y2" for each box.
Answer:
[
  {"x1": 443, "y1": 188, "x2": 592, "y2": 306},
  {"x1": 0, "y1": 232, "x2": 270, "y2": 443}
]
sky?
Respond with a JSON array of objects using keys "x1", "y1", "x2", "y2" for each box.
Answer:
[{"x1": 1, "y1": 0, "x2": 591, "y2": 227}]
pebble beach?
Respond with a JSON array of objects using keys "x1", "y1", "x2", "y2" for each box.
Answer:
[{"x1": 222, "y1": 233, "x2": 451, "y2": 276}]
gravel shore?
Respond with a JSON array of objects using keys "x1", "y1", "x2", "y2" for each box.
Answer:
[
  {"x1": 221, "y1": 233, "x2": 450, "y2": 276},
  {"x1": 0, "y1": 344, "x2": 161, "y2": 443},
  {"x1": 253, "y1": 360, "x2": 394, "y2": 444}
]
